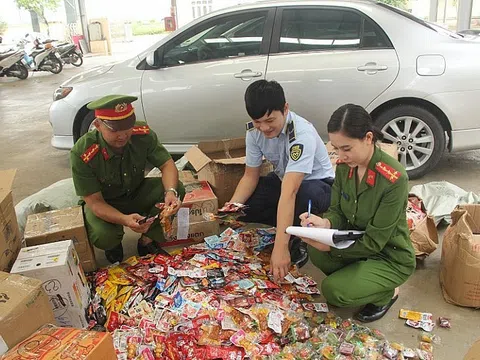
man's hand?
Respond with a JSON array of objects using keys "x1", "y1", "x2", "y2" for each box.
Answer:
[
  {"x1": 299, "y1": 213, "x2": 331, "y2": 229},
  {"x1": 164, "y1": 192, "x2": 181, "y2": 215},
  {"x1": 123, "y1": 213, "x2": 154, "y2": 234},
  {"x1": 299, "y1": 237, "x2": 331, "y2": 252},
  {"x1": 270, "y1": 243, "x2": 291, "y2": 282}
]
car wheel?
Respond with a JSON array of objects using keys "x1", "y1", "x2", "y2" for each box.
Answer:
[
  {"x1": 79, "y1": 111, "x2": 96, "y2": 137},
  {"x1": 375, "y1": 105, "x2": 445, "y2": 179}
]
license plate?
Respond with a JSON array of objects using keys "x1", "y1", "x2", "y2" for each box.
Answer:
[{"x1": 55, "y1": 52, "x2": 61, "y2": 59}]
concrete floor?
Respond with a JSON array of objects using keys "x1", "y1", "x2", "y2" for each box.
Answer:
[{"x1": 1, "y1": 49, "x2": 480, "y2": 359}]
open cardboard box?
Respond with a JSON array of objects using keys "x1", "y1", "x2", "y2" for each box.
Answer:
[
  {"x1": 186, "y1": 138, "x2": 272, "y2": 205},
  {"x1": 0, "y1": 169, "x2": 21, "y2": 272}
]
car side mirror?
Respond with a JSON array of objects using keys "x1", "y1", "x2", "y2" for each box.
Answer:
[{"x1": 146, "y1": 51, "x2": 160, "y2": 68}]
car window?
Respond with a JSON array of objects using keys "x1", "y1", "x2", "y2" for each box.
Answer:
[
  {"x1": 278, "y1": 8, "x2": 390, "y2": 53},
  {"x1": 162, "y1": 11, "x2": 268, "y2": 67}
]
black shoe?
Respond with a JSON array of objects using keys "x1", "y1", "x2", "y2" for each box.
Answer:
[
  {"x1": 289, "y1": 236, "x2": 309, "y2": 268},
  {"x1": 105, "y1": 243, "x2": 123, "y2": 264},
  {"x1": 137, "y1": 240, "x2": 171, "y2": 257},
  {"x1": 355, "y1": 295, "x2": 399, "y2": 323}
]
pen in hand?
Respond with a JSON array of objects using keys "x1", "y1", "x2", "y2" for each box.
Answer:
[{"x1": 307, "y1": 199, "x2": 312, "y2": 227}]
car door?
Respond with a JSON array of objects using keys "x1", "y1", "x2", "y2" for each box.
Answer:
[
  {"x1": 140, "y1": 9, "x2": 275, "y2": 146},
  {"x1": 266, "y1": 6, "x2": 399, "y2": 139}
]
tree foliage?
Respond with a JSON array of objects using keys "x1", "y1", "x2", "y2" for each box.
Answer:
[{"x1": 14, "y1": 0, "x2": 60, "y2": 34}]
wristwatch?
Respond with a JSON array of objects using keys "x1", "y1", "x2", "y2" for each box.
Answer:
[{"x1": 164, "y1": 187, "x2": 178, "y2": 198}]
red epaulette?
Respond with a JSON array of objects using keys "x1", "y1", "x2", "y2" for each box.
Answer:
[
  {"x1": 132, "y1": 125, "x2": 150, "y2": 135},
  {"x1": 81, "y1": 144, "x2": 100, "y2": 164},
  {"x1": 375, "y1": 161, "x2": 401, "y2": 183}
]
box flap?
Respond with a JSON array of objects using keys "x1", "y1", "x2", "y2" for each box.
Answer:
[
  {"x1": 185, "y1": 146, "x2": 212, "y2": 171},
  {"x1": 196, "y1": 138, "x2": 247, "y2": 164},
  {"x1": 0, "y1": 169, "x2": 16, "y2": 201}
]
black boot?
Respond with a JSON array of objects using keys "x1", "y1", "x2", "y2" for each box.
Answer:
[
  {"x1": 137, "y1": 239, "x2": 171, "y2": 257},
  {"x1": 105, "y1": 243, "x2": 124, "y2": 264},
  {"x1": 355, "y1": 295, "x2": 399, "y2": 323},
  {"x1": 289, "y1": 236, "x2": 309, "y2": 268}
]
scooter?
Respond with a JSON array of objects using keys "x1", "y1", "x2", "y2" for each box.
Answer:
[
  {"x1": 55, "y1": 42, "x2": 83, "y2": 67},
  {"x1": 20, "y1": 38, "x2": 63, "y2": 74},
  {"x1": 0, "y1": 49, "x2": 29, "y2": 80}
]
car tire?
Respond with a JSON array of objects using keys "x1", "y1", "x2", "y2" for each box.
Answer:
[
  {"x1": 79, "y1": 111, "x2": 95, "y2": 137},
  {"x1": 374, "y1": 105, "x2": 445, "y2": 179}
]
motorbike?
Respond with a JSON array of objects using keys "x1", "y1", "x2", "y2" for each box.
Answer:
[
  {"x1": 20, "y1": 38, "x2": 63, "y2": 74},
  {"x1": 54, "y1": 42, "x2": 83, "y2": 67},
  {"x1": 0, "y1": 48, "x2": 29, "y2": 80}
]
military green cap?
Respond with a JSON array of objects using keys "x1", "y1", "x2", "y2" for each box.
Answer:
[{"x1": 88, "y1": 94, "x2": 138, "y2": 131}]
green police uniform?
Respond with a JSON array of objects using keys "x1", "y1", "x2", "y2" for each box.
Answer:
[
  {"x1": 70, "y1": 96, "x2": 185, "y2": 251},
  {"x1": 309, "y1": 146, "x2": 416, "y2": 307}
]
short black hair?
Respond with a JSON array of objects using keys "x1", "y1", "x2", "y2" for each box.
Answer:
[
  {"x1": 327, "y1": 104, "x2": 383, "y2": 141},
  {"x1": 244, "y1": 80, "x2": 286, "y2": 120}
]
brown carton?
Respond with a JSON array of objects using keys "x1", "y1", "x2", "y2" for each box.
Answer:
[
  {"x1": 0, "y1": 169, "x2": 21, "y2": 272},
  {"x1": 24, "y1": 206, "x2": 96, "y2": 272},
  {"x1": 0, "y1": 272, "x2": 55, "y2": 355},
  {"x1": 440, "y1": 204, "x2": 480, "y2": 308},
  {"x1": 165, "y1": 219, "x2": 219, "y2": 247},
  {"x1": 1, "y1": 326, "x2": 116, "y2": 359},
  {"x1": 177, "y1": 181, "x2": 218, "y2": 223},
  {"x1": 326, "y1": 142, "x2": 399, "y2": 170},
  {"x1": 186, "y1": 138, "x2": 272, "y2": 206}
]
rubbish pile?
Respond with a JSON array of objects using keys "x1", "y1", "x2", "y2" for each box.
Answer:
[{"x1": 86, "y1": 226, "x2": 438, "y2": 360}]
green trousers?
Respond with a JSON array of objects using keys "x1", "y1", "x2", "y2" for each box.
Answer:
[
  {"x1": 308, "y1": 246, "x2": 411, "y2": 307},
  {"x1": 84, "y1": 178, "x2": 185, "y2": 251}
]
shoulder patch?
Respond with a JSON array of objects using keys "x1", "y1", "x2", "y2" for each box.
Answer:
[
  {"x1": 290, "y1": 144, "x2": 303, "y2": 161},
  {"x1": 132, "y1": 125, "x2": 150, "y2": 135},
  {"x1": 366, "y1": 169, "x2": 376, "y2": 186},
  {"x1": 375, "y1": 162, "x2": 401, "y2": 183},
  {"x1": 246, "y1": 121, "x2": 254, "y2": 132},
  {"x1": 81, "y1": 144, "x2": 100, "y2": 164},
  {"x1": 286, "y1": 121, "x2": 296, "y2": 143}
]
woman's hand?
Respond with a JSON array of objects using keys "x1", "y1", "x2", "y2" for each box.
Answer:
[{"x1": 299, "y1": 213, "x2": 331, "y2": 229}]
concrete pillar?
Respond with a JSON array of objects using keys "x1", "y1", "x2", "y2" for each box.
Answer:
[
  {"x1": 63, "y1": 0, "x2": 78, "y2": 24},
  {"x1": 429, "y1": 0, "x2": 439, "y2": 22},
  {"x1": 457, "y1": 0, "x2": 473, "y2": 31},
  {"x1": 77, "y1": 0, "x2": 90, "y2": 52}
]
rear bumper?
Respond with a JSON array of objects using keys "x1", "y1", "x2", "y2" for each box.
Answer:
[{"x1": 450, "y1": 129, "x2": 480, "y2": 152}]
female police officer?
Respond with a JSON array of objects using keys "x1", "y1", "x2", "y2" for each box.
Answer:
[{"x1": 299, "y1": 104, "x2": 416, "y2": 322}]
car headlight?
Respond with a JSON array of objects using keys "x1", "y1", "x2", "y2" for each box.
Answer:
[{"x1": 53, "y1": 86, "x2": 73, "y2": 101}]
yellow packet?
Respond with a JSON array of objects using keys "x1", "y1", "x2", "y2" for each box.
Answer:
[
  {"x1": 98, "y1": 280, "x2": 117, "y2": 301},
  {"x1": 123, "y1": 256, "x2": 139, "y2": 266},
  {"x1": 108, "y1": 267, "x2": 132, "y2": 285},
  {"x1": 399, "y1": 309, "x2": 433, "y2": 322}
]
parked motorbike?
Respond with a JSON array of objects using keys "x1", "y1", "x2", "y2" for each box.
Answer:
[
  {"x1": 0, "y1": 49, "x2": 29, "y2": 80},
  {"x1": 20, "y1": 38, "x2": 63, "y2": 74},
  {"x1": 55, "y1": 42, "x2": 83, "y2": 67}
]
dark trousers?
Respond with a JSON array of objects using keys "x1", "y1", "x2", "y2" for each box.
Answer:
[{"x1": 240, "y1": 172, "x2": 332, "y2": 226}]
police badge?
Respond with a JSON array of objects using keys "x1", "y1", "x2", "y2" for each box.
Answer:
[{"x1": 290, "y1": 144, "x2": 304, "y2": 161}]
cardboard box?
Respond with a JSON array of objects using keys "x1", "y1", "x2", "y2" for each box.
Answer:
[
  {"x1": 186, "y1": 138, "x2": 272, "y2": 206},
  {"x1": 24, "y1": 206, "x2": 96, "y2": 272},
  {"x1": 146, "y1": 169, "x2": 198, "y2": 185},
  {"x1": 1, "y1": 326, "x2": 116, "y2": 359},
  {"x1": 178, "y1": 181, "x2": 218, "y2": 223},
  {"x1": 326, "y1": 142, "x2": 399, "y2": 170},
  {"x1": 0, "y1": 272, "x2": 55, "y2": 355},
  {"x1": 440, "y1": 204, "x2": 480, "y2": 308},
  {"x1": 166, "y1": 216, "x2": 219, "y2": 247},
  {"x1": 10, "y1": 240, "x2": 91, "y2": 328},
  {"x1": 0, "y1": 169, "x2": 21, "y2": 272}
]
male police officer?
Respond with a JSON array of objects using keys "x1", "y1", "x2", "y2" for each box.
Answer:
[
  {"x1": 228, "y1": 80, "x2": 334, "y2": 281},
  {"x1": 70, "y1": 95, "x2": 185, "y2": 264}
]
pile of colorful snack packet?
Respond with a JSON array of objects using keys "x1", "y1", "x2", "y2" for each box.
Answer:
[{"x1": 86, "y1": 225, "x2": 439, "y2": 360}]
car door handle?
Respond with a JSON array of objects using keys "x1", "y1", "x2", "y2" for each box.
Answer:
[
  {"x1": 234, "y1": 69, "x2": 262, "y2": 79},
  {"x1": 357, "y1": 63, "x2": 388, "y2": 72}
]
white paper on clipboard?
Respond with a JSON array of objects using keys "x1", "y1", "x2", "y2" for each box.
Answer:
[{"x1": 286, "y1": 226, "x2": 361, "y2": 249}]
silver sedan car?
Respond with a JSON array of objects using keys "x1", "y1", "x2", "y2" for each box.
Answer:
[{"x1": 50, "y1": 0, "x2": 480, "y2": 179}]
